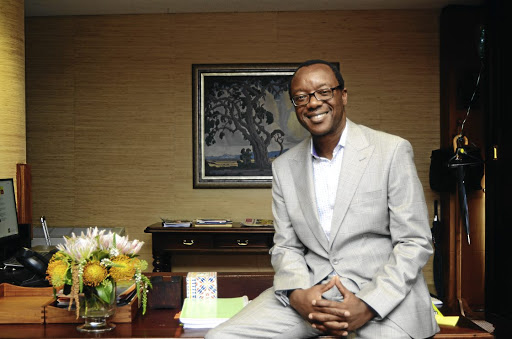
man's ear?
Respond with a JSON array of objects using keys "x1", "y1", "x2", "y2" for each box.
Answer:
[{"x1": 341, "y1": 88, "x2": 348, "y2": 104}]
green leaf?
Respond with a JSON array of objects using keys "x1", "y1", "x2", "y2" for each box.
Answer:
[{"x1": 96, "y1": 280, "x2": 114, "y2": 304}]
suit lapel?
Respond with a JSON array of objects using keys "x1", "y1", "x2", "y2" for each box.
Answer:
[
  {"x1": 289, "y1": 138, "x2": 329, "y2": 251},
  {"x1": 329, "y1": 120, "x2": 374, "y2": 248}
]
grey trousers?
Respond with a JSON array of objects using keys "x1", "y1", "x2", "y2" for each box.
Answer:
[{"x1": 204, "y1": 287, "x2": 411, "y2": 339}]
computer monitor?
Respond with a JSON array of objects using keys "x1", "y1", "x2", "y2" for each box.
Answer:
[{"x1": 0, "y1": 178, "x2": 19, "y2": 247}]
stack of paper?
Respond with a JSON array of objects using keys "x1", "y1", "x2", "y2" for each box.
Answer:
[
  {"x1": 194, "y1": 219, "x2": 232, "y2": 227},
  {"x1": 161, "y1": 219, "x2": 192, "y2": 227},
  {"x1": 241, "y1": 218, "x2": 274, "y2": 227},
  {"x1": 179, "y1": 296, "x2": 249, "y2": 329}
]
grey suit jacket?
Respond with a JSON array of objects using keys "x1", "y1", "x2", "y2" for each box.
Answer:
[{"x1": 270, "y1": 119, "x2": 439, "y2": 338}]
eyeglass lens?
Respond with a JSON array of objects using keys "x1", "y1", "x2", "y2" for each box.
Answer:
[{"x1": 292, "y1": 88, "x2": 334, "y2": 106}]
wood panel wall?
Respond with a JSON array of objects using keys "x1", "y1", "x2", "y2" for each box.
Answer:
[
  {"x1": 0, "y1": 0, "x2": 25, "y2": 182},
  {"x1": 25, "y1": 10, "x2": 440, "y2": 286}
]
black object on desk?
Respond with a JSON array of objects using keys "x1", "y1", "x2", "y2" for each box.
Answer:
[
  {"x1": 1, "y1": 247, "x2": 57, "y2": 287},
  {"x1": 148, "y1": 275, "x2": 182, "y2": 309}
]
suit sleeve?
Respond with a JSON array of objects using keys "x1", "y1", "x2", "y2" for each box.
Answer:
[
  {"x1": 270, "y1": 161, "x2": 311, "y2": 305},
  {"x1": 355, "y1": 139, "x2": 434, "y2": 319}
]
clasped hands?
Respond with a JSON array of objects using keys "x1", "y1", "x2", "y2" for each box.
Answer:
[{"x1": 289, "y1": 276, "x2": 375, "y2": 337}]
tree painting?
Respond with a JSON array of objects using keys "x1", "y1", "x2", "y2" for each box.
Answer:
[
  {"x1": 202, "y1": 74, "x2": 293, "y2": 177},
  {"x1": 193, "y1": 64, "x2": 311, "y2": 188}
]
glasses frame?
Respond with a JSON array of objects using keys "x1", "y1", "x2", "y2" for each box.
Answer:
[{"x1": 291, "y1": 85, "x2": 342, "y2": 107}]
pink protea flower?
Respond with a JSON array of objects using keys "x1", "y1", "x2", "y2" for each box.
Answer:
[
  {"x1": 114, "y1": 235, "x2": 144, "y2": 255},
  {"x1": 56, "y1": 233, "x2": 97, "y2": 262}
]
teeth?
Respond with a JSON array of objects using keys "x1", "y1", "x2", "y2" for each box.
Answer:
[{"x1": 310, "y1": 112, "x2": 327, "y2": 121}]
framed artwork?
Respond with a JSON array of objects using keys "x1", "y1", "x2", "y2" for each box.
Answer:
[{"x1": 192, "y1": 63, "x2": 310, "y2": 188}]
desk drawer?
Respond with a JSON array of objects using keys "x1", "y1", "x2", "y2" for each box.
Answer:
[
  {"x1": 214, "y1": 234, "x2": 272, "y2": 249},
  {"x1": 163, "y1": 234, "x2": 213, "y2": 250}
]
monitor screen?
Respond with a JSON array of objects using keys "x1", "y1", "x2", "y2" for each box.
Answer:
[{"x1": 0, "y1": 178, "x2": 19, "y2": 242}]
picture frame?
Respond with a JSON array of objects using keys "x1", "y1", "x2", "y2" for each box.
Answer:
[{"x1": 192, "y1": 63, "x2": 309, "y2": 188}]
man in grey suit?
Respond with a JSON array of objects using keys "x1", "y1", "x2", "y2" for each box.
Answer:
[{"x1": 206, "y1": 60, "x2": 439, "y2": 338}]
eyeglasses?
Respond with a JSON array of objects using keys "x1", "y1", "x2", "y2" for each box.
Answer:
[{"x1": 291, "y1": 85, "x2": 342, "y2": 107}]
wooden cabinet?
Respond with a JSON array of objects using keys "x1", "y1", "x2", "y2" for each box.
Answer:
[
  {"x1": 439, "y1": 4, "x2": 486, "y2": 315},
  {"x1": 144, "y1": 223, "x2": 275, "y2": 272}
]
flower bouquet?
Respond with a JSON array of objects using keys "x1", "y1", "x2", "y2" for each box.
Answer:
[{"x1": 45, "y1": 227, "x2": 152, "y2": 332}]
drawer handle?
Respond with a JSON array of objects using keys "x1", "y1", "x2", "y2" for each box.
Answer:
[
  {"x1": 182, "y1": 240, "x2": 195, "y2": 246},
  {"x1": 237, "y1": 240, "x2": 249, "y2": 246}
]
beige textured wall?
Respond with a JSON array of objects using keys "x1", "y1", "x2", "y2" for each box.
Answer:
[
  {"x1": 25, "y1": 10, "x2": 440, "y2": 286},
  {"x1": 0, "y1": 0, "x2": 25, "y2": 183}
]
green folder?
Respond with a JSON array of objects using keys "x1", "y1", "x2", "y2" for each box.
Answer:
[{"x1": 180, "y1": 296, "x2": 249, "y2": 329}]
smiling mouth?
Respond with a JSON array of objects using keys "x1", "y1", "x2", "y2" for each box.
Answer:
[{"x1": 308, "y1": 112, "x2": 328, "y2": 122}]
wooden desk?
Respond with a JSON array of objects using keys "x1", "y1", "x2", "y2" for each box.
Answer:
[
  {"x1": 0, "y1": 272, "x2": 495, "y2": 338},
  {"x1": 144, "y1": 223, "x2": 275, "y2": 271},
  {"x1": 0, "y1": 305, "x2": 494, "y2": 338}
]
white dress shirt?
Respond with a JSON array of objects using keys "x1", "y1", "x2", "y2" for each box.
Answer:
[
  {"x1": 311, "y1": 125, "x2": 348, "y2": 240},
  {"x1": 275, "y1": 125, "x2": 348, "y2": 305}
]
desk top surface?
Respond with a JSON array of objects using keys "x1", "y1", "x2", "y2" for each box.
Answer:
[
  {"x1": 0, "y1": 307, "x2": 494, "y2": 339},
  {"x1": 0, "y1": 272, "x2": 494, "y2": 338}
]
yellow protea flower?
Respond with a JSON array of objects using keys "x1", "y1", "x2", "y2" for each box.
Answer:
[
  {"x1": 109, "y1": 255, "x2": 137, "y2": 282},
  {"x1": 82, "y1": 261, "x2": 108, "y2": 286},
  {"x1": 46, "y1": 259, "x2": 69, "y2": 288},
  {"x1": 50, "y1": 251, "x2": 67, "y2": 262}
]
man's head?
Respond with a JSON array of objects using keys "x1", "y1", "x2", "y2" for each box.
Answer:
[
  {"x1": 289, "y1": 60, "x2": 347, "y2": 139},
  {"x1": 289, "y1": 60, "x2": 344, "y2": 100}
]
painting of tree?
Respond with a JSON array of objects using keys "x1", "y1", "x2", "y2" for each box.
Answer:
[
  {"x1": 204, "y1": 74, "x2": 289, "y2": 170},
  {"x1": 193, "y1": 64, "x2": 308, "y2": 188}
]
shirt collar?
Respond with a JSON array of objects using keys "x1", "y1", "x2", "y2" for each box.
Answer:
[{"x1": 310, "y1": 124, "x2": 348, "y2": 159}]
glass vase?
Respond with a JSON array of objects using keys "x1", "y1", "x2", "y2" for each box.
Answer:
[{"x1": 76, "y1": 282, "x2": 117, "y2": 333}]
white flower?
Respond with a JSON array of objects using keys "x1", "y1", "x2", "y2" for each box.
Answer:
[
  {"x1": 86, "y1": 226, "x2": 105, "y2": 239},
  {"x1": 129, "y1": 239, "x2": 144, "y2": 255},
  {"x1": 57, "y1": 233, "x2": 98, "y2": 261},
  {"x1": 98, "y1": 231, "x2": 115, "y2": 250},
  {"x1": 114, "y1": 235, "x2": 144, "y2": 255},
  {"x1": 109, "y1": 247, "x2": 120, "y2": 257},
  {"x1": 54, "y1": 227, "x2": 143, "y2": 261}
]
